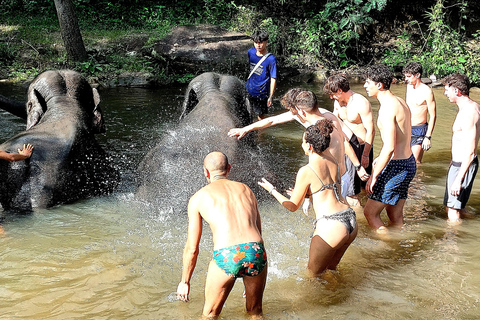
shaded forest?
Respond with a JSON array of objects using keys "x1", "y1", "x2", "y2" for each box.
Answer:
[{"x1": 0, "y1": 0, "x2": 479, "y2": 84}]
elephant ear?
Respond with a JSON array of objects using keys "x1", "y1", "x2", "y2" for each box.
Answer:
[
  {"x1": 91, "y1": 88, "x2": 105, "y2": 134},
  {"x1": 179, "y1": 86, "x2": 199, "y2": 120},
  {"x1": 26, "y1": 89, "x2": 47, "y2": 130}
]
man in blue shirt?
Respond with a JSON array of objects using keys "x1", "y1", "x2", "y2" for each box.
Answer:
[{"x1": 246, "y1": 30, "x2": 277, "y2": 120}]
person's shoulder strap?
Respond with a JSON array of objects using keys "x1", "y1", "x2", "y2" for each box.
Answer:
[{"x1": 248, "y1": 53, "x2": 271, "y2": 79}]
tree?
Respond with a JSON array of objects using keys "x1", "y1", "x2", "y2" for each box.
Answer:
[{"x1": 53, "y1": 0, "x2": 87, "y2": 62}]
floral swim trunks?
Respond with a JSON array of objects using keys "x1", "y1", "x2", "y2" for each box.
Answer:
[{"x1": 213, "y1": 242, "x2": 267, "y2": 278}]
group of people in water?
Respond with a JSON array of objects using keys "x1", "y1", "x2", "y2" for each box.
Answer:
[{"x1": 176, "y1": 61, "x2": 480, "y2": 318}]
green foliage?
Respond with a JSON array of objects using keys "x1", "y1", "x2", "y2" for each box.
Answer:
[
  {"x1": 382, "y1": 32, "x2": 413, "y2": 67},
  {"x1": 286, "y1": 0, "x2": 389, "y2": 68},
  {"x1": 176, "y1": 73, "x2": 196, "y2": 84},
  {"x1": 382, "y1": 0, "x2": 480, "y2": 84},
  {"x1": 1, "y1": 0, "x2": 480, "y2": 85},
  {"x1": 78, "y1": 59, "x2": 103, "y2": 76},
  {"x1": 0, "y1": 43, "x2": 18, "y2": 63}
]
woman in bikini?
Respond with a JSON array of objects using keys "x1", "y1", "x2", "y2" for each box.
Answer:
[{"x1": 258, "y1": 119, "x2": 357, "y2": 277}]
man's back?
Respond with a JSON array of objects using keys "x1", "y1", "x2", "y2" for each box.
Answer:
[{"x1": 191, "y1": 179, "x2": 262, "y2": 250}]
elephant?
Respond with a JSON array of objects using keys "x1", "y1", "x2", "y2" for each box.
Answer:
[
  {"x1": 0, "y1": 70, "x2": 119, "y2": 211},
  {"x1": 136, "y1": 72, "x2": 275, "y2": 213}
]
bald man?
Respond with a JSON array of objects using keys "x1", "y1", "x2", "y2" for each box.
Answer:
[{"x1": 177, "y1": 151, "x2": 267, "y2": 319}]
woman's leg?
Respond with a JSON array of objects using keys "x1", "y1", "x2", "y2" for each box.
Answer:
[{"x1": 308, "y1": 220, "x2": 353, "y2": 276}]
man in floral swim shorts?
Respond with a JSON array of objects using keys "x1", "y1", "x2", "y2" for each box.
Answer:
[
  {"x1": 213, "y1": 242, "x2": 267, "y2": 278},
  {"x1": 177, "y1": 152, "x2": 267, "y2": 318}
]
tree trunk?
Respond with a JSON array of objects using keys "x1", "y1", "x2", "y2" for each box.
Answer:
[{"x1": 53, "y1": 0, "x2": 87, "y2": 62}]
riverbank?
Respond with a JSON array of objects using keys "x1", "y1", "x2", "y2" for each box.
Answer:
[{"x1": 0, "y1": 23, "x2": 367, "y2": 88}]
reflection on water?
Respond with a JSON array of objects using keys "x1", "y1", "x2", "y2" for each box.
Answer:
[{"x1": 0, "y1": 81, "x2": 480, "y2": 319}]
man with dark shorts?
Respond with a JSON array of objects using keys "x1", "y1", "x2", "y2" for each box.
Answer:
[
  {"x1": 324, "y1": 74, "x2": 375, "y2": 204},
  {"x1": 363, "y1": 64, "x2": 416, "y2": 233},
  {"x1": 442, "y1": 73, "x2": 480, "y2": 223},
  {"x1": 246, "y1": 29, "x2": 277, "y2": 120},
  {"x1": 177, "y1": 152, "x2": 267, "y2": 318},
  {"x1": 403, "y1": 62, "x2": 436, "y2": 164}
]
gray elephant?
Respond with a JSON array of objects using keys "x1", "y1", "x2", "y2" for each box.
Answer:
[
  {"x1": 136, "y1": 72, "x2": 273, "y2": 213},
  {"x1": 0, "y1": 70, "x2": 119, "y2": 211}
]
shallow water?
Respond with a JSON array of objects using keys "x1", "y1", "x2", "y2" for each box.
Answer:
[{"x1": 0, "y1": 80, "x2": 479, "y2": 319}]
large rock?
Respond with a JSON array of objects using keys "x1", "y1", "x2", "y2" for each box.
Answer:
[{"x1": 152, "y1": 25, "x2": 252, "y2": 76}]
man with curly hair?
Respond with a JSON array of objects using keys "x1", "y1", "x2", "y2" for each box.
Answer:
[{"x1": 324, "y1": 74, "x2": 375, "y2": 203}]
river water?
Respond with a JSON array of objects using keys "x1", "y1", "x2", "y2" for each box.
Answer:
[{"x1": 0, "y1": 79, "x2": 479, "y2": 319}]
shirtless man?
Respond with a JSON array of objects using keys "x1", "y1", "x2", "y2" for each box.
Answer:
[
  {"x1": 442, "y1": 73, "x2": 480, "y2": 223},
  {"x1": 177, "y1": 152, "x2": 267, "y2": 319},
  {"x1": 324, "y1": 74, "x2": 375, "y2": 198},
  {"x1": 228, "y1": 89, "x2": 369, "y2": 202},
  {"x1": 403, "y1": 62, "x2": 437, "y2": 164},
  {"x1": 363, "y1": 64, "x2": 416, "y2": 232}
]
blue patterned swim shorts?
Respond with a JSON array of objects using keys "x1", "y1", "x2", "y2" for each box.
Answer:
[{"x1": 369, "y1": 154, "x2": 417, "y2": 205}]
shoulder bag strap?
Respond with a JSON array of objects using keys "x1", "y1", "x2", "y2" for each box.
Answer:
[{"x1": 248, "y1": 53, "x2": 271, "y2": 79}]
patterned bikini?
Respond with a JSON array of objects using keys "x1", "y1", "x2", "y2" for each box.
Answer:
[{"x1": 306, "y1": 164, "x2": 357, "y2": 235}]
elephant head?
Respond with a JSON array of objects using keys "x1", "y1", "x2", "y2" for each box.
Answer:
[
  {"x1": 0, "y1": 69, "x2": 118, "y2": 210},
  {"x1": 25, "y1": 70, "x2": 105, "y2": 133}
]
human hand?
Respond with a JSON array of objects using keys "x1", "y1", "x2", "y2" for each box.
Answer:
[
  {"x1": 366, "y1": 175, "x2": 376, "y2": 195},
  {"x1": 356, "y1": 166, "x2": 370, "y2": 182},
  {"x1": 177, "y1": 281, "x2": 190, "y2": 302},
  {"x1": 227, "y1": 128, "x2": 247, "y2": 140},
  {"x1": 18, "y1": 144, "x2": 34, "y2": 158},
  {"x1": 267, "y1": 97, "x2": 273, "y2": 107},
  {"x1": 258, "y1": 178, "x2": 275, "y2": 194},
  {"x1": 372, "y1": 157, "x2": 378, "y2": 168},
  {"x1": 361, "y1": 154, "x2": 370, "y2": 168},
  {"x1": 302, "y1": 197, "x2": 311, "y2": 216},
  {"x1": 422, "y1": 137, "x2": 431, "y2": 151},
  {"x1": 286, "y1": 187, "x2": 294, "y2": 196},
  {"x1": 449, "y1": 179, "x2": 462, "y2": 196}
]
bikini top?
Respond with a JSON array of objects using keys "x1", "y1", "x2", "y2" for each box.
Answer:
[{"x1": 306, "y1": 161, "x2": 341, "y2": 201}]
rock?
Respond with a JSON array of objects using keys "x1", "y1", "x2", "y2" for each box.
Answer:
[
  {"x1": 98, "y1": 72, "x2": 155, "y2": 88},
  {"x1": 151, "y1": 24, "x2": 252, "y2": 76}
]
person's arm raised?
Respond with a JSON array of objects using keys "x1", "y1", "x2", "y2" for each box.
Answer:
[
  {"x1": 258, "y1": 166, "x2": 310, "y2": 212},
  {"x1": 227, "y1": 111, "x2": 295, "y2": 139}
]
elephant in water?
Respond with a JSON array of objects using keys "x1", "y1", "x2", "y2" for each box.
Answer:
[
  {"x1": 0, "y1": 70, "x2": 119, "y2": 211},
  {"x1": 136, "y1": 72, "x2": 273, "y2": 213}
]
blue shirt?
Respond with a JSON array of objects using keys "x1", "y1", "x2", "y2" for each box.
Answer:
[{"x1": 246, "y1": 48, "x2": 277, "y2": 99}]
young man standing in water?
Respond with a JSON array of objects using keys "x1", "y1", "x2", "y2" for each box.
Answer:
[
  {"x1": 324, "y1": 74, "x2": 375, "y2": 203},
  {"x1": 228, "y1": 89, "x2": 369, "y2": 204},
  {"x1": 177, "y1": 151, "x2": 267, "y2": 318},
  {"x1": 403, "y1": 62, "x2": 437, "y2": 164},
  {"x1": 442, "y1": 73, "x2": 480, "y2": 223},
  {"x1": 246, "y1": 29, "x2": 277, "y2": 120},
  {"x1": 363, "y1": 64, "x2": 416, "y2": 233}
]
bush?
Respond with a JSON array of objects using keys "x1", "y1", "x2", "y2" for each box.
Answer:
[{"x1": 383, "y1": 0, "x2": 480, "y2": 84}]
